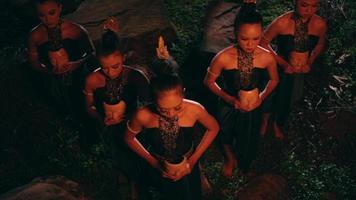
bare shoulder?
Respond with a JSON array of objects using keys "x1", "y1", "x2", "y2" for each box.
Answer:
[
  {"x1": 311, "y1": 14, "x2": 327, "y2": 29},
  {"x1": 28, "y1": 24, "x2": 46, "y2": 44},
  {"x1": 257, "y1": 46, "x2": 273, "y2": 59},
  {"x1": 85, "y1": 71, "x2": 104, "y2": 89},
  {"x1": 63, "y1": 20, "x2": 88, "y2": 36},
  {"x1": 271, "y1": 11, "x2": 292, "y2": 28},
  {"x1": 183, "y1": 99, "x2": 206, "y2": 114},
  {"x1": 211, "y1": 45, "x2": 235, "y2": 66},
  {"x1": 256, "y1": 46, "x2": 275, "y2": 65},
  {"x1": 135, "y1": 106, "x2": 154, "y2": 124}
]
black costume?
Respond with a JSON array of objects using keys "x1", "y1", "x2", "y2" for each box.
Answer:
[
  {"x1": 218, "y1": 67, "x2": 265, "y2": 172},
  {"x1": 94, "y1": 65, "x2": 151, "y2": 181},
  {"x1": 144, "y1": 108, "x2": 201, "y2": 200},
  {"x1": 272, "y1": 13, "x2": 319, "y2": 126},
  {"x1": 36, "y1": 23, "x2": 95, "y2": 116}
]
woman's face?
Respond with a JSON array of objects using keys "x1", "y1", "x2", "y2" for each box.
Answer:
[
  {"x1": 295, "y1": 0, "x2": 319, "y2": 19},
  {"x1": 236, "y1": 23, "x2": 262, "y2": 53},
  {"x1": 99, "y1": 51, "x2": 124, "y2": 79},
  {"x1": 156, "y1": 88, "x2": 184, "y2": 118},
  {"x1": 37, "y1": 1, "x2": 62, "y2": 28}
]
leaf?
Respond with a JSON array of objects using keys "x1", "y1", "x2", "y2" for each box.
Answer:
[
  {"x1": 329, "y1": 84, "x2": 342, "y2": 99},
  {"x1": 332, "y1": 75, "x2": 348, "y2": 85}
]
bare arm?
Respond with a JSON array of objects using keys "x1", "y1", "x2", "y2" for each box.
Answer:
[
  {"x1": 260, "y1": 18, "x2": 292, "y2": 71},
  {"x1": 124, "y1": 112, "x2": 159, "y2": 168},
  {"x1": 84, "y1": 74, "x2": 102, "y2": 122},
  {"x1": 308, "y1": 21, "x2": 327, "y2": 65},
  {"x1": 259, "y1": 54, "x2": 279, "y2": 101},
  {"x1": 27, "y1": 32, "x2": 50, "y2": 73},
  {"x1": 203, "y1": 52, "x2": 236, "y2": 105},
  {"x1": 188, "y1": 104, "x2": 219, "y2": 168}
]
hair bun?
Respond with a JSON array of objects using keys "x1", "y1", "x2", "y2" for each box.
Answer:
[
  {"x1": 240, "y1": 2, "x2": 257, "y2": 14},
  {"x1": 101, "y1": 30, "x2": 120, "y2": 51}
]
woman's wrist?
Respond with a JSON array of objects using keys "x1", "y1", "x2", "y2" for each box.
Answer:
[
  {"x1": 259, "y1": 92, "x2": 266, "y2": 101},
  {"x1": 187, "y1": 156, "x2": 197, "y2": 169},
  {"x1": 148, "y1": 156, "x2": 160, "y2": 168},
  {"x1": 222, "y1": 94, "x2": 235, "y2": 105}
]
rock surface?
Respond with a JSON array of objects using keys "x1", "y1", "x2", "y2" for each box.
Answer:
[
  {"x1": 201, "y1": 0, "x2": 240, "y2": 53},
  {"x1": 64, "y1": 0, "x2": 177, "y2": 63},
  {"x1": 0, "y1": 176, "x2": 86, "y2": 200}
]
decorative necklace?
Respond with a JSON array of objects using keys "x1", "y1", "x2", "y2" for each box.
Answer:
[
  {"x1": 104, "y1": 73, "x2": 124, "y2": 105},
  {"x1": 47, "y1": 20, "x2": 63, "y2": 51},
  {"x1": 292, "y1": 12, "x2": 310, "y2": 52},
  {"x1": 158, "y1": 114, "x2": 180, "y2": 161},
  {"x1": 236, "y1": 45, "x2": 254, "y2": 88}
]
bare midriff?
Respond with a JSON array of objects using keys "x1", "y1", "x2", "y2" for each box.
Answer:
[
  {"x1": 289, "y1": 51, "x2": 309, "y2": 71},
  {"x1": 238, "y1": 88, "x2": 259, "y2": 110}
]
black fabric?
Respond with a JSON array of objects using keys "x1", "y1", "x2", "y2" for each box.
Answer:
[
  {"x1": 220, "y1": 68, "x2": 265, "y2": 93},
  {"x1": 144, "y1": 126, "x2": 201, "y2": 200},
  {"x1": 276, "y1": 34, "x2": 319, "y2": 58},
  {"x1": 93, "y1": 66, "x2": 150, "y2": 180},
  {"x1": 37, "y1": 38, "x2": 92, "y2": 70},
  {"x1": 272, "y1": 34, "x2": 319, "y2": 126},
  {"x1": 148, "y1": 163, "x2": 201, "y2": 200},
  {"x1": 145, "y1": 127, "x2": 194, "y2": 163},
  {"x1": 218, "y1": 67, "x2": 265, "y2": 172},
  {"x1": 218, "y1": 100, "x2": 262, "y2": 172},
  {"x1": 37, "y1": 37, "x2": 93, "y2": 117},
  {"x1": 94, "y1": 66, "x2": 151, "y2": 118},
  {"x1": 102, "y1": 122, "x2": 144, "y2": 181}
]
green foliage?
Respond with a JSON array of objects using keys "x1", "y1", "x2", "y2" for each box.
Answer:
[
  {"x1": 319, "y1": 0, "x2": 356, "y2": 108},
  {"x1": 44, "y1": 120, "x2": 116, "y2": 199},
  {"x1": 163, "y1": 0, "x2": 214, "y2": 64},
  {"x1": 259, "y1": 0, "x2": 293, "y2": 25},
  {"x1": 202, "y1": 161, "x2": 247, "y2": 200},
  {"x1": 283, "y1": 152, "x2": 356, "y2": 200}
]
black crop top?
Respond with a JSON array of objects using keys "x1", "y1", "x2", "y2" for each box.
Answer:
[{"x1": 221, "y1": 68, "x2": 266, "y2": 95}]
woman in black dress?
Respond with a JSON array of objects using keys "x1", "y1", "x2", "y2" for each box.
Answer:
[
  {"x1": 125, "y1": 74, "x2": 219, "y2": 200},
  {"x1": 204, "y1": 2, "x2": 279, "y2": 176},
  {"x1": 83, "y1": 28, "x2": 150, "y2": 199},
  {"x1": 260, "y1": 0, "x2": 327, "y2": 139},
  {"x1": 27, "y1": 0, "x2": 95, "y2": 115}
]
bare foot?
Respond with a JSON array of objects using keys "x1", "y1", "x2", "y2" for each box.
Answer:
[
  {"x1": 200, "y1": 170, "x2": 213, "y2": 195},
  {"x1": 273, "y1": 122, "x2": 284, "y2": 140},
  {"x1": 222, "y1": 159, "x2": 237, "y2": 177}
]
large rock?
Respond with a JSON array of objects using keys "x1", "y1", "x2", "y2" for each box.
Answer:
[
  {"x1": 64, "y1": 0, "x2": 177, "y2": 64},
  {"x1": 234, "y1": 174, "x2": 287, "y2": 200},
  {"x1": 201, "y1": 0, "x2": 240, "y2": 54},
  {"x1": 0, "y1": 176, "x2": 86, "y2": 200}
]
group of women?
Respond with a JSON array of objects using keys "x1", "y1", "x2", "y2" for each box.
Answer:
[{"x1": 27, "y1": 0, "x2": 326, "y2": 199}]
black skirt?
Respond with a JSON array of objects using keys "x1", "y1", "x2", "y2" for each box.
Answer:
[{"x1": 217, "y1": 100, "x2": 262, "y2": 172}]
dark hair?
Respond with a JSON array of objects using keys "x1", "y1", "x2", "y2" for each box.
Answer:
[
  {"x1": 150, "y1": 74, "x2": 183, "y2": 100},
  {"x1": 97, "y1": 30, "x2": 123, "y2": 57},
  {"x1": 234, "y1": 3, "x2": 263, "y2": 34}
]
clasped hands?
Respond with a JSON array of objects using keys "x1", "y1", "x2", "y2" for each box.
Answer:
[
  {"x1": 49, "y1": 48, "x2": 79, "y2": 74},
  {"x1": 151, "y1": 157, "x2": 194, "y2": 182},
  {"x1": 284, "y1": 63, "x2": 311, "y2": 74},
  {"x1": 104, "y1": 113, "x2": 125, "y2": 126}
]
